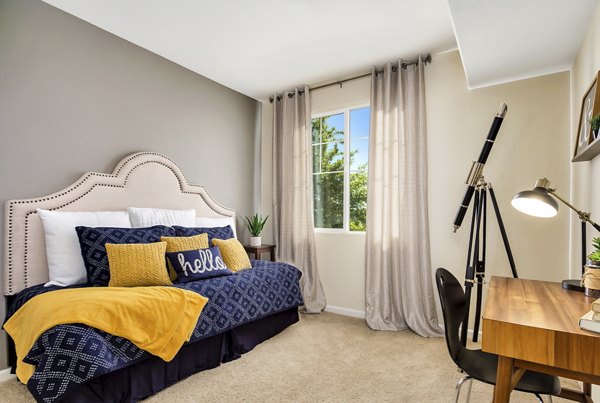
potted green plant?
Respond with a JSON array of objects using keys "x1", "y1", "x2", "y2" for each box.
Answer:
[
  {"x1": 588, "y1": 237, "x2": 600, "y2": 267},
  {"x1": 589, "y1": 114, "x2": 600, "y2": 140},
  {"x1": 243, "y1": 214, "x2": 269, "y2": 246},
  {"x1": 583, "y1": 238, "x2": 600, "y2": 297}
]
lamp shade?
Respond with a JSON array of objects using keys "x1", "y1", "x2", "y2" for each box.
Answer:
[{"x1": 511, "y1": 187, "x2": 558, "y2": 218}]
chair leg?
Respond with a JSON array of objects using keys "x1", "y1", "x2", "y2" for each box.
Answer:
[
  {"x1": 533, "y1": 393, "x2": 546, "y2": 403},
  {"x1": 455, "y1": 375, "x2": 472, "y2": 403},
  {"x1": 464, "y1": 377, "x2": 473, "y2": 402}
]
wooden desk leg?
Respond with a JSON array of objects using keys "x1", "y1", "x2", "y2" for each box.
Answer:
[
  {"x1": 271, "y1": 250, "x2": 275, "y2": 262},
  {"x1": 583, "y1": 382, "x2": 592, "y2": 396},
  {"x1": 494, "y1": 356, "x2": 518, "y2": 403},
  {"x1": 255, "y1": 251, "x2": 261, "y2": 260}
]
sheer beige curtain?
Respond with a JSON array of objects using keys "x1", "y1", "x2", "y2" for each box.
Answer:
[
  {"x1": 365, "y1": 56, "x2": 442, "y2": 336},
  {"x1": 272, "y1": 86, "x2": 326, "y2": 313}
]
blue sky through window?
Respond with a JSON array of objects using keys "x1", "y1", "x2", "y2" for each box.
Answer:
[
  {"x1": 350, "y1": 107, "x2": 370, "y2": 171},
  {"x1": 326, "y1": 113, "x2": 344, "y2": 136}
]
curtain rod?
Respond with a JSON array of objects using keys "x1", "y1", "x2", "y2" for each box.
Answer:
[{"x1": 269, "y1": 54, "x2": 431, "y2": 103}]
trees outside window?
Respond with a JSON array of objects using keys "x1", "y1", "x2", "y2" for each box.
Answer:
[{"x1": 312, "y1": 107, "x2": 370, "y2": 232}]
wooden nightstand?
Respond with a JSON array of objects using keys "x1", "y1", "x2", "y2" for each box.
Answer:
[{"x1": 243, "y1": 244, "x2": 276, "y2": 261}]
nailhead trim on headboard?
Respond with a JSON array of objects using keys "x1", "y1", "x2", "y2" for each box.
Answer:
[
  {"x1": 7, "y1": 204, "x2": 13, "y2": 294},
  {"x1": 4, "y1": 152, "x2": 236, "y2": 295}
]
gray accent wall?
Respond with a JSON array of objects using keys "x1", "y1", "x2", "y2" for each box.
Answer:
[{"x1": 0, "y1": 0, "x2": 258, "y2": 368}]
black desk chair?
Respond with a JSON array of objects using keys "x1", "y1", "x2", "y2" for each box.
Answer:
[{"x1": 435, "y1": 268, "x2": 561, "y2": 402}]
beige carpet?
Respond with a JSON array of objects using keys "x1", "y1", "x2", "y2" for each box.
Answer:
[{"x1": 0, "y1": 312, "x2": 580, "y2": 402}]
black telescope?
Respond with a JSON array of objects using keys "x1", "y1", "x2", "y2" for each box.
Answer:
[{"x1": 453, "y1": 103, "x2": 508, "y2": 232}]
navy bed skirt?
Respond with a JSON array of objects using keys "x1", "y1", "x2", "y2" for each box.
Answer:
[{"x1": 62, "y1": 308, "x2": 299, "y2": 402}]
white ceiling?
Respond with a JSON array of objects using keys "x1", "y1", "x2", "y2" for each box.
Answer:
[
  {"x1": 41, "y1": 0, "x2": 599, "y2": 99},
  {"x1": 448, "y1": 0, "x2": 599, "y2": 88},
  {"x1": 40, "y1": 0, "x2": 457, "y2": 100}
]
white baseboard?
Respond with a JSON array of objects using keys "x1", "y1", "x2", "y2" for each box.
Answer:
[
  {"x1": 324, "y1": 305, "x2": 366, "y2": 319},
  {"x1": 0, "y1": 367, "x2": 15, "y2": 382},
  {"x1": 323, "y1": 309, "x2": 483, "y2": 338}
]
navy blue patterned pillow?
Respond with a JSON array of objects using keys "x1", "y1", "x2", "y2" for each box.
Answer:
[
  {"x1": 75, "y1": 225, "x2": 176, "y2": 286},
  {"x1": 173, "y1": 225, "x2": 234, "y2": 244},
  {"x1": 166, "y1": 246, "x2": 233, "y2": 283}
]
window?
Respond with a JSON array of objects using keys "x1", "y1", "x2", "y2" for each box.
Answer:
[{"x1": 312, "y1": 106, "x2": 370, "y2": 232}]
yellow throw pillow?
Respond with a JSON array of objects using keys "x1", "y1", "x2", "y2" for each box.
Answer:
[
  {"x1": 212, "y1": 238, "x2": 252, "y2": 271},
  {"x1": 106, "y1": 241, "x2": 171, "y2": 287},
  {"x1": 161, "y1": 234, "x2": 210, "y2": 281}
]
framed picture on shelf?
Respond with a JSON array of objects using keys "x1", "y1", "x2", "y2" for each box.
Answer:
[{"x1": 573, "y1": 71, "x2": 600, "y2": 162}]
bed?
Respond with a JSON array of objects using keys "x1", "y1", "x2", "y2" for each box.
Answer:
[{"x1": 2, "y1": 152, "x2": 304, "y2": 402}]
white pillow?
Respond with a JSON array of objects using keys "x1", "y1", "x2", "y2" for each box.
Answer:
[
  {"x1": 37, "y1": 209, "x2": 131, "y2": 287},
  {"x1": 128, "y1": 207, "x2": 196, "y2": 227},
  {"x1": 194, "y1": 216, "x2": 237, "y2": 238}
]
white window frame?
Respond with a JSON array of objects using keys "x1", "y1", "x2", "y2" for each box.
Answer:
[{"x1": 312, "y1": 103, "x2": 370, "y2": 234}]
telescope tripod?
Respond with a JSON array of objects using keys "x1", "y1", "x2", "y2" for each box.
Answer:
[{"x1": 461, "y1": 179, "x2": 518, "y2": 345}]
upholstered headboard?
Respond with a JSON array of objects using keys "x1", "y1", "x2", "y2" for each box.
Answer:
[{"x1": 3, "y1": 152, "x2": 235, "y2": 295}]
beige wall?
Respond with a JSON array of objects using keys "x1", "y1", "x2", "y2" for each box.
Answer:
[
  {"x1": 428, "y1": 52, "x2": 570, "y2": 324},
  {"x1": 0, "y1": 0, "x2": 258, "y2": 368},
  {"x1": 261, "y1": 50, "x2": 571, "y2": 320},
  {"x1": 571, "y1": 1, "x2": 600, "y2": 399},
  {"x1": 572, "y1": 2, "x2": 600, "y2": 272}
]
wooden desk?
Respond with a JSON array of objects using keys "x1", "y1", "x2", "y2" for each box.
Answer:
[{"x1": 482, "y1": 277, "x2": 600, "y2": 403}]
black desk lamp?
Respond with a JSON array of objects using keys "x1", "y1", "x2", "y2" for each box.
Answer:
[{"x1": 511, "y1": 178, "x2": 600, "y2": 292}]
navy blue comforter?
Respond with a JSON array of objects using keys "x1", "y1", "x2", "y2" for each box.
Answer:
[{"x1": 4, "y1": 260, "x2": 303, "y2": 403}]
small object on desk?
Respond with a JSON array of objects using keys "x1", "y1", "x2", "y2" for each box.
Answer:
[
  {"x1": 579, "y1": 310, "x2": 600, "y2": 333},
  {"x1": 243, "y1": 244, "x2": 276, "y2": 262},
  {"x1": 592, "y1": 298, "x2": 600, "y2": 313},
  {"x1": 562, "y1": 279, "x2": 585, "y2": 292},
  {"x1": 584, "y1": 239, "x2": 600, "y2": 297},
  {"x1": 583, "y1": 264, "x2": 600, "y2": 297}
]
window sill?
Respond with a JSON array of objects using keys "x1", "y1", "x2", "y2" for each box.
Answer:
[{"x1": 314, "y1": 229, "x2": 366, "y2": 235}]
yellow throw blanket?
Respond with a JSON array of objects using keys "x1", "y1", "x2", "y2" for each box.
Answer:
[{"x1": 4, "y1": 287, "x2": 208, "y2": 384}]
